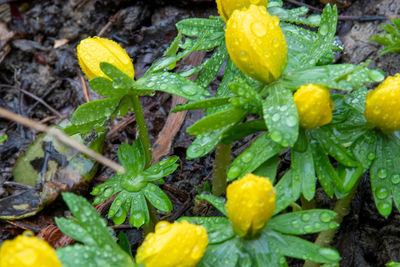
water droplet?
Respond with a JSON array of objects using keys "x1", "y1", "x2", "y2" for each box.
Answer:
[
  {"x1": 320, "y1": 212, "x2": 331, "y2": 222},
  {"x1": 376, "y1": 187, "x2": 389, "y2": 199},
  {"x1": 251, "y1": 22, "x2": 266, "y2": 37},
  {"x1": 328, "y1": 222, "x2": 337, "y2": 229},
  {"x1": 378, "y1": 168, "x2": 388, "y2": 179},
  {"x1": 392, "y1": 174, "x2": 400, "y2": 184},
  {"x1": 378, "y1": 202, "x2": 391, "y2": 214},
  {"x1": 242, "y1": 152, "x2": 253, "y2": 163},
  {"x1": 367, "y1": 152, "x2": 376, "y2": 160},
  {"x1": 270, "y1": 130, "x2": 282, "y2": 143},
  {"x1": 314, "y1": 222, "x2": 321, "y2": 230},
  {"x1": 227, "y1": 166, "x2": 241, "y2": 179},
  {"x1": 240, "y1": 51, "x2": 249, "y2": 62},
  {"x1": 292, "y1": 220, "x2": 300, "y2": 228},
  {"x1": 104, "y1": 188, "x2": 113, "y2": 198},
  {"x1": 286, "y1": 115, "x2": 297, "y2": 127},
  {"x1": 319, "y1": 24, "x2": 329, "y2": 35},
  {"x1": 181, "y1": 85, "x2": 197, "y2": 96},
  {"x1": 272, "y1": 113, "x2": 280, "y2": 122},
  {"x1": 319, "y1": 248, "x2": 340, "y2": 261},
  {"x1": 302, "y1": 214, "x2": 311, "y2": 222}
]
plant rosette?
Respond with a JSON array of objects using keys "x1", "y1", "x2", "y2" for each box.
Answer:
[
  {"x1": 180, "y1": 174, "x2": 341, "y2": 266},
  {"x1": 91, "y1": 139, "x2": 179, "y2": 228}
]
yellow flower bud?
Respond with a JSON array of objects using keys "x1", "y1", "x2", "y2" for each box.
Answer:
[
  {"x1": 0, "y1": 231, "x2": 61, "y2": 267},
  {"x1": 225, "y1": 5, "x2": 287, "y2": 84},
  {"x1": 216, "y1": 0, "x2": 268, "y2": 22},
  {"x1": 294, "y1": 84, "x2": 334, "y2": 130},
  {"x1": 364, "y1": 74, "x2": 400, "y2": 134},
  {"x1": 136, "y1": 220, "x2": 208, "y2": 267},
  {"x1": 77, "y1": 37, "x2": 135, "y2": 80},
  {"x1": 226, "y1": 173, "x2": 276, "y2": 237}
]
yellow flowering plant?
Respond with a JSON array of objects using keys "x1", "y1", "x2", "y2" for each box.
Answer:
[{"x1": 180, "y1": 173, "x2": 341, "y2": 266}]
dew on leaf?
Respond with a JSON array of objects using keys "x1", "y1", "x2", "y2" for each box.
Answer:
[
  {"x1": 376, "y1": 187, "x2": 389, "y2": 199},
  {"x1": 378, "y1": 168, "x2": 388, "y2": 179}
]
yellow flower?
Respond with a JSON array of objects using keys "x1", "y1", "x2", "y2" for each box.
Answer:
[
  {"x1": 226, "y1": 173, "x2": 276, "y2": 237},
  {"x1": 216, "y1": 0, "x2": 268, "y2": 22},
  {"x1": 0, "y1": 231, "x2": 61, "y2": 267},
  {"x1": 77, "y1": 37, "x2": 135, "y2": 80},
  {"x1": 364, "y1": 74, "x2": 400, "y2": 134},
  {"x1": 225, "y1": 5, "x2": 287, "y2": 84},
  {"x1": 136, "y1": 220, "x2": 208, "y2": 267},
  {"x1": 294, "y1": 84, "x2": 334, "y2": 130}
]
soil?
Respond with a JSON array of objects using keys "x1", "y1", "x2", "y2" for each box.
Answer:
[{"x1": 1, "y1": 0, "x2": 400, "y2": 266}]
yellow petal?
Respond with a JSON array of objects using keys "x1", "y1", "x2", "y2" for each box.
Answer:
[
  {"x1": 216, "y1": 0, "x2": 268, "y2": 22},
  {"x1": 0, "y1": 231, "x2": 61, "y2": 267},
  {"x1": 294, "y1": 84, "x2": 334, "y2": 130},
  {"x1": 226, "y1": 173, "x2": 276, "y2": 237},
  {"x1": 77, "y1": 37, "x2": 134, "y2": 80},
  {"x1": 136, "y1": 220, "x2": 208, "y2": 267},
  {"x1": 225, "y1": 5, "x2": 287, "y2": 84},
  {"x1": 364, "y1": 74, "x2": 400, "y2": 134}
]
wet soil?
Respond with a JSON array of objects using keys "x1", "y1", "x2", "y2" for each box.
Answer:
[{"x1": 1, "y1": 0, "x2": 400, "y2": 266}]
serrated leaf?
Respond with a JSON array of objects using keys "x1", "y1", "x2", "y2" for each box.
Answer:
[
  {"x1": 71, "y1": 97, "x2": 120, "y2": 125},
  {"x1": 196, "y1": 43, "x2": 228, "y2": 88},
  {"x1": 197, "y1": 193, "x2": 227, "y2": 215},
  {"x1": 143, "y1": 183, "x2": 172, "y2": 212},
  {"x1": 263, "y1": 85, "x2": 299, "y2": 147},
  {"x1": 311, "y1": 127, "x2": 359, "y2": 167},
  {"x1": 187, "y1": 107, "x2": 246, "y2": 135},
  {"x1": 135, "y1": 72, "x2": 209, "y2": 100},
  {"x1": 265, "y1": 229, "x2": 341, "y2": 264},
  {"x1": 227, "y1": 133, "x2": 283, "y2": 180},
  {"x1": 129, "y1": 191, "x2": 149, "y2": 228},
  {"x1": 172, "y1": 97, "x2": 231, "y2": 112},
  {"x1": 179, "y1": 217, "x2": 234, "y2": 244},
  {"x1": 267, "y1": 210, "x2": 338, "y2": 235}
]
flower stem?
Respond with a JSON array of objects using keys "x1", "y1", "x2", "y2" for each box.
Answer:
[
  {"x1": 131, "y1": 93, "x2": 151, "y2": 168},
  {"x1": 303, "y1": 180, "x2": 360, "y2": 267},
  {"x1": 212, "y1": 143, "x2": 231, "y2": 196}
]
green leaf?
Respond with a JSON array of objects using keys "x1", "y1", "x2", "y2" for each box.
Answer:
[
  {"x1": 227, "y1": 133, "x2": 283, "y2": 180},
  {"x1": 336, "y1": 164, "x2": 364, "y2": 196},
  {"x1": 117, "y1": 140, "x2": 146, "y2": 175},
  {"x1": 143, "y1": 183, "x2": 172, "y2": 212},
  {"x1": 303, "y1": 5, "x2": 337, "y2": 67},
  {"x1": 89, "y1": 77, "x2": 130, "y2": 98},
  {"x1": 71, "y1": 97, "x2": 120, "y2": 125},
  {"x1": 187, "y1": 107, "x2": 246, "y2": 135},
  {"x1": 311, "y1": 127, "x2": 359, "y2": 167},
  {"x1": 351, "y1": 130, "x2": 377, "y2": 169},
  {"x1": 370, "y1": 19, "x2": 400, "y2": 55},
  {"x1": 141, "y1": 156, "x2": 178, "y2": 182},
  {"x1": 186, "y1": 128, "x2": 228, "y2": 159},
  {"x1": 63, "y1": 120, "x2": 106, "y2": 135},
  {"x1": 265, "y1": 229, "x2": 341, "y2": 264},
  {"x1": 198, "y1": 237, "x2": 241, "y2": 267},
  {"x1": 196, "y1": 43, "x2": 228, "y2": 88},
  {"x1": 117, "y1": 232, "x2": 134, "y2": 259},
  {"x1": 229, "y1": 79, "x2": 263, "y2": 114},
  {"x1": 55, "y1": 193, "x2": 134, "y2": 267},
  {"x1": 263, "y1": 85, "x2": 299, "y2": 147},
  {"x1": 176, "y1": 18, "x2": 225, "y2": 37},
  {"x1": 274, "y1": 170, "x2": 300, "y2": 214},
  {"x1": 253, "y1": 156, "x2": 279, "y2": 184},
  {"x1": 242, "y1": 235, "x2": 287, "y2": 267},
  {"x1": 172, "y1": 97, "x2": 231, "y2": 112},
  {"x1": 100, "y1": 62, "x2": 134, "y2": 89},
  {"x1": 129, "y1": 192, "x2": 149, "y2": 228},
  {"x1": 135, "y1": 72, "x2": 209, "y2": 100},
  {"x1": 310, "y1": 139, "x2": 343, "y2": 197},
  {"x1": 179, "y1": 217, "x2": 234, "y2": 244},
  {"x1": 197, "y1": 192, "x2": 227, "y2": 215},
  {"x1": 269, "y1": 6, "x2": 320, "y2": 27},
  {"x1": 267, "y1": 210, "x2": 338, "y2": 235},
  {"x1": 370, "y1": 133, "x2": 396, "y2": 217},
  {"x1": 292, "y1": 137, "x2": 316, "y2": 201},
  {"x1": 221, "y1": 119, "x2": 267, "y2": 144},
  {"x1": 267, "y1": 0, "x2": 283, "y2": 7},
  {"x1": 163, "y1": 32, "x2": 182, "y2": 57}
]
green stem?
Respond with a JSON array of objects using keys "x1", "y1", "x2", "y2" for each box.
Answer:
[
  {"x1": 131, "y1": 93, "x2": 151, "y2": 168},
  {"x1": 212, "y1": 143, "x2": 231, "y2": 196},
  {"x1": 303, "y1": 181, "x2": 360, "y2": 267}
]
